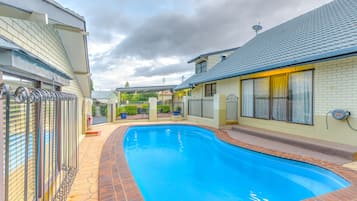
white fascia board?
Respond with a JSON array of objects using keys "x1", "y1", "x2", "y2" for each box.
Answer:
[{"x1": 0, "y1": 0, "x2": 85, "y2": 30}]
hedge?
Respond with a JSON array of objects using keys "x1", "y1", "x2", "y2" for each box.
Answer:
[
  {"x1": 100, "y1": 105, "x2": 107, "y2": 116},
  {"x1": 157, "y1": 105, "x2": 171, "y2": 113},
  {"x1": 126, "y1": 105, "x2": 137, "y2": 115},
  {"x1": 92, "y1": 105, "x2": 96, "y2": 116},
  {"x1": 117, "y1": 105, "x2": 138, "y2": 116}
]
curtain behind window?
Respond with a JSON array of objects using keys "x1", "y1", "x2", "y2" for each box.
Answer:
[
  {"x1": 254, "y1": 78, "x2": 270, "y2": 119},
  {"x1": 289, "y1": 71, "x2": 313, "y2": 124},
  {"x1": 272, "y1": 74, "x2": 287, "y2": 121},
  {"x1": 242, "y1": 80, "x2": 253, "y2": 117}
]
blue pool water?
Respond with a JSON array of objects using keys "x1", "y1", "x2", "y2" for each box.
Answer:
[{"x1": 124, "y1": 125, "x2": 350, "y2": 201}]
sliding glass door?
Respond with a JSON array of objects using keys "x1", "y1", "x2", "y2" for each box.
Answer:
[{"x1": 241, "y1": 70, "x2": 313, "y2": 125}]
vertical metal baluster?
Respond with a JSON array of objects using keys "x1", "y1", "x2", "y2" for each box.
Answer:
[
  {"x1": 43, "y1": 98, "x2": 47, "y2": 201},
  {"x1": 71, "y1": 99, "x2": 74, "y2": 169},
  {"x1": 59, "y1": 100, "x2": 63, "y2": 199},
  {"x1": 75, "y1": 98, "x2": 78, "y2": 170},
  {"x1": 24, "y1": 89, "x2": 30, "y2": 201},
  {"x1": 51, "y1": 95, "x2": 55, "y2": 200},
  {"x1": 54, "y1": 94, "x2": 58, "y2": 199},
  {"x1": 4, "y1": 92, "x2": 10, "y2": 201},
  {"x1": 66, "y1": 98, "x2": 70, "y2": 198},
  {"x1": 47, "y1": 98, "x2": 51, "y2": 201},
  {"x1": 34, "y1": 89, "x2": 42, "y2": 201}
]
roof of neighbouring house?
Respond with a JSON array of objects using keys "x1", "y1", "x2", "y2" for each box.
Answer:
[
  {"x1": 91, "y1": 91, "x2": 117, "y2": 102},
  {"x1": 187, "y1": 47, "x2": 239, "y2": 63},
  {"x1": 116, "y1": 85, "x2": 177, "y2": 93},
  {"x1": 176, "y1": 0, "x2": 357, "y2": 90}
]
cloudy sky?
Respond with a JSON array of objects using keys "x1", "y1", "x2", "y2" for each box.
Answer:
[{"x1": 56, "y1": 0, "x2": 332, "y2": 90}]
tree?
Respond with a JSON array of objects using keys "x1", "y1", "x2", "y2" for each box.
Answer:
[
  {"x1": 90, "y1": 79, "x2": 94, "y2": 91},
  {"x1": 125, "y1": 81, "x2": 130, "y2": 88}
]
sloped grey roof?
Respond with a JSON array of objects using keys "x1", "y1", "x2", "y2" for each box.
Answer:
[
  {"x1": 116, "y1": 85, "x2": 177, "y2": 93},
  {"x1": 176, "y1": 0, "x2": 357, "y2": 90}
]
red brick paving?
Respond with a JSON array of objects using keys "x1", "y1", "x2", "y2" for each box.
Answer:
[{"x1": 98, "y1": 124, "x2": 357, "y2": 201}]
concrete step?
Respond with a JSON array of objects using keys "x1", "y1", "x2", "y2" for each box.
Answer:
[{"x1": 231, "y1": 125, "x2": 357, "y2": 161}]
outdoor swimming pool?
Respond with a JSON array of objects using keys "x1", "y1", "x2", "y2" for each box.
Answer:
[{"x1": 124, "y1": 125, "x2": 350, "y2": 201}]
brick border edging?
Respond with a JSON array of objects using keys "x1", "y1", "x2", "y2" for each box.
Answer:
[
  {"x1": 98, "y1": 126, "x2": 143, "y2": 201},
  {"x1": 98, "y1": 124, "x2": 357, "y2": 201}
]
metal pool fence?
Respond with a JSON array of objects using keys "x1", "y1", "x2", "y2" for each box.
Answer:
[
  {"x1": 188, "y1": 98, "x2": 213, "y2": 119},
  {"x1": 0, "y1": 84, "x2": 78, "y2": 201}
]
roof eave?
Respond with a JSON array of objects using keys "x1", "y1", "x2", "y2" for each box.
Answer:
[{"x1": 195, "y1": 47, "x2": 357, "y2": 85}]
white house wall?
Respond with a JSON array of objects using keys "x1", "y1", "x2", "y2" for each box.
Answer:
[{"x1": 0, "y1": 16, "x2": 85, "y2": 136}]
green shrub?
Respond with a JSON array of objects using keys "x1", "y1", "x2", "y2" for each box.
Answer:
[
  {"x1": 92, "y1": 104, "x2": 96, "y2": 116},
  {"x1": 100, "y1": 105, "x2": 107, "y2": 116},
  {"x1": 174, "y1": 106, "x2": 182, "y2": 112},
  {"x1": 117, "y1": 105, "x2": 138, "y2": 116},
  {"x1": 126, "y1": 105, "x2": 137, "y2": 115},
  {"x1": 116, "y1": 107, "x2": 124, "y2": 117},
  {"x1": 157, "y1": 105, "x2": 171, "y2": 113}
]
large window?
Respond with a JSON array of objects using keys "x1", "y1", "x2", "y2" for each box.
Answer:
[
  {"x1": 241, "y1": 70, "x2": 313, "y2": 125},
  {"x1": 205, "y1": 83, "x2": 216, "y2": 97},
  {"x1": 196, "y1": 61, "x2": 207, "y2": 74},
  {"x1": 289, "y1": 71, "x2": 313, "y2": 124}
]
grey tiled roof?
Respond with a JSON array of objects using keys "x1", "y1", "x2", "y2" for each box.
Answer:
[
  {"x1": 116, "y1": 85, "x2": 177, "y2": 93},
  {"x1": 176, "y1": 0, "x2": 357, "y2": 90}
]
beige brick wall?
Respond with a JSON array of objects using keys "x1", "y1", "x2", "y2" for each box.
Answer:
[
  {"x1": 315, "y1": 56, "x2": 357, "y2": 117},
  {"x1": 0, "y1": 16, "x2": 85, "y2": 135}
]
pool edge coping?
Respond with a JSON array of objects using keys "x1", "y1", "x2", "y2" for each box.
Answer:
[{"x1": 98, "y1": 123, "x2": 357, "y2": 201}]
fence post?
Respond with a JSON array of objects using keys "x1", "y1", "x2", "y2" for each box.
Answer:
[
  {"x1": 183, "y1": 96, "x2": 188, "y2": 119},
  {"x1": 213, "y1": 94, "x2": 226, "y2": 128},
  {"x1": 201, "y1": 99, "x2": 203, "y2": 117},
  {"x1": 149, "y1": 97, "x2": 157, "y2": 121}
]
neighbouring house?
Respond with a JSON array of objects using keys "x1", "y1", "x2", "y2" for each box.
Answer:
[
  {"x1": 116, "y1": 85, "x2": 177, "y2": 105},
  {"x1": 91, "y1": 91, "x2": 118, "y2": 124},
  {"x1": 0, "y1": 1, "x2": 91, "y2": 201},
  {"x1": 176, "y1": 0, "x2": 357, "y2": 147},
  {"x1": 175, "y1": 47, "x2": 239, "y2": 102}
]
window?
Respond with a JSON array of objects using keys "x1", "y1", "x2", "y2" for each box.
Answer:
[
  {"x1": 289, "y1": 71, "x2": 313, "y2": 124},
  {"x1": 241, "y1": 70, "x2": 313, "y2": 125},
  {"x1": 254, "y1": 78, "x2": 270, "y2": 119},
  {"x1": 242, "y1": 80, "x2": 253, "y2": 117},
  {"x1": 241, "y1": 78, "x2": 269, "y2": 119},
  {"x1": 271, "y1": 74, "x2": 288, "y2": 121},
  {"x1": 205, "y1": 83, "x2": 216, "y2": 97},
  {"x1": 196, "y1": 61, "x2": 207, "y2": 74}
]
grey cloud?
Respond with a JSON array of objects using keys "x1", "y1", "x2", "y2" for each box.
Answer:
[
  {"x1": 58, "y1": 0, "x2": 332, "y2": 89},
  {"x1": 133, "y1": 62, "x2": 192, "y2": 77},
  {"x1": 109, "y1": 0, "x2": 332, "y2": 59}
]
